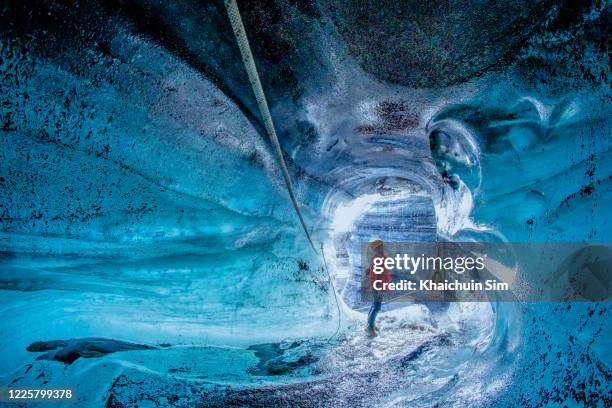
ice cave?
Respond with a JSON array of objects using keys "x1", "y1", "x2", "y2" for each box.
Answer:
[{"x1": 0, "y1": 1, "x2": 610, "y2": 407}]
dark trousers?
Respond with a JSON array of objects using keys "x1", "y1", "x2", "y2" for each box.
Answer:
[{"x1": 367, "y1": 291, "x2": 383, "y2": 329}]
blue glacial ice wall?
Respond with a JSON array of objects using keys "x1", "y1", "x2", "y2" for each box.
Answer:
[
  {"x1": 0, "y1": 11, "x2": 334, "y2": 377},
  {"x1": 0, "y1": 1, "x2": 611, "y2": 407}
]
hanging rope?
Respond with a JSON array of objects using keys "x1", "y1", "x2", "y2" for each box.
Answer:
[
  {"x1": 224, "y1": 0, "x2": 317, "y2": 253},
  {"x1": 224, "y1": 0, "x2": 342, "y2": 341},
  {"x1": 320, "y1": 242, "x2": 342, "y2": 342}
]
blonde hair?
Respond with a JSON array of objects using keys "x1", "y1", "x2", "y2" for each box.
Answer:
[
  {"x1": 369, "y1": 240, "x2": 385, "y2": 252},
  {"x1": 367, "y1": 240, "x2": 387, "y2": 260}
]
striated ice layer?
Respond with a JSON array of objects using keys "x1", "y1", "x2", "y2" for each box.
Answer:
[
  {"x1": 0, "y1": 2, "x2": 610, "y2": 407},
  {"x1": 0, "y1": 26, "x2": 335, "y2": 392}
]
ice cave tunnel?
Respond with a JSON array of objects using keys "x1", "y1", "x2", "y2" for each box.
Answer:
[{"x1": 0, "y1": 1, "x2": 610, "y2": 407}]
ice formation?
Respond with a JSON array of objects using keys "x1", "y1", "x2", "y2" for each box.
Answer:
[{"x1": 0, "y1": 1, "x2": 610, "y2": 407}]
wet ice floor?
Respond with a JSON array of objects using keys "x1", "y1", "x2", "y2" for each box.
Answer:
[{"x1": 6, "y1": 303, "x2": 495, "y2": 407}]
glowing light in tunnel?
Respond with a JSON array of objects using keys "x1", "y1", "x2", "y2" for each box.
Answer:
[{"x1": 329, "y1": 193, "x2": 381, "y2": 234}]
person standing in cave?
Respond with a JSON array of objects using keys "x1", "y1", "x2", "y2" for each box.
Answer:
[{"x1": 365, "y1": 240, "x2": 391, "y2": 336}]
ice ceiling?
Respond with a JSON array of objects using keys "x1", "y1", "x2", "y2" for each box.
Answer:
[{"x1": 0, "y1": 1, "x2": 610, "y2": 407}]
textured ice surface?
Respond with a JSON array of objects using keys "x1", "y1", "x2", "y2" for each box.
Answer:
[{"x1": 1, "y1": 1, "x2": 611, "y2": 407}]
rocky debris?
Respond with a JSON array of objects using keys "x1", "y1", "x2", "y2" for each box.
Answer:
[{"x1": 27, "y1": 338, "x2": 156, "y2": 364}]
